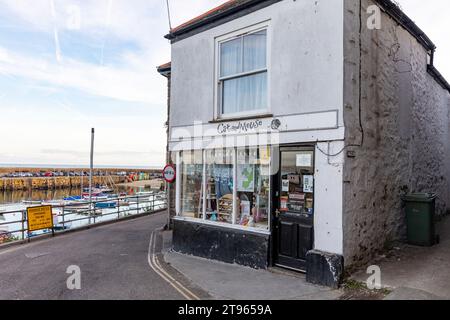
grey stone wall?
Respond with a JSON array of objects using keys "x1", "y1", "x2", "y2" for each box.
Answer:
[{"x1": 343, "y1": 0, "x2": 450, "y2": 267}]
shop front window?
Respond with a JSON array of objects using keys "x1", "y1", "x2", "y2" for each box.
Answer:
[
  {"x1": 280, "y1": 150, "x2": 315, "y2": 216},
  {"x1": 180, "y1": 150, "x2": 203, "y2": 219},
  {"x1": 236, "y1": 147, "x2": 270, "y2": 229},
  {"x1": 205, "y1": 149, "x2": 234, "y2": 224},
  {"x1": 177, "y1": 147, "x2": 271, "y2": 232}
]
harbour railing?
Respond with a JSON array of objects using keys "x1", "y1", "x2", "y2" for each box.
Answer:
[{"x1": 0, "y1": 193, "x2": 167, "y2": 244}]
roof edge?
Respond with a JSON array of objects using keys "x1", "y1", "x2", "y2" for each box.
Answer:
[
  {"x1": 157, "y1": 62, "x2": 171, "y2": 77},
  {"x1": 165, "y1": 0, "x2": 277, "y2": 41},
  {"x1": 166, "y1": 0, "x2": 437, "y2": 53},
  {"x1": 374, "y1": 0, "x2": 436, "y2": 51},
  {"x1": 427, "y1": 65, "x2": 450, "y2": 94}
]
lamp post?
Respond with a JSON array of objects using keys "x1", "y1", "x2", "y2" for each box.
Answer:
[{"x1": 89, "y1": 128, "x2": 95, "y2": 223}]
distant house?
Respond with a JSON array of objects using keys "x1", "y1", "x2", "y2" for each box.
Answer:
[{"x1": 158, "y1": 0, "x2": 450, "y2": 287}]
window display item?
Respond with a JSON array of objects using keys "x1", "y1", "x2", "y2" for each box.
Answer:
[
  {"x1": 296, "y1": 153, "x2": 313, "y2": 167},
  {"x1": 303, "y1": 175, "x2": 314, "y2": 193},
  {"x1": 237, "y1": 164, "x2": 255, "y2": 192},
  {"x1": 288, "y1": 174, "x2": 300, "y2": 185},
  {"x1": 282, "y1": 180, "x2": 289, "y2": 192}
]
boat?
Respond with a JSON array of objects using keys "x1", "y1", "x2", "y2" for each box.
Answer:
[
  {"x1": 63, "y1": 196, "x2": 83, "y2": 201},
  {"x1": 95, "y1": 201, "x2": 117, "y2": 209},
  {"x1": 100, "y1": 187, "x2": 114, "y2": 194},
  {"x1": 21, "y1": 200, "x2": 42, "y2": 205},
  {"x1": 64, "y1": 204, "x2": 91, "y2": 213},
  {"x1": 155, "y1": 192, "x2": 166, "y2": 200},
  {"x1": 41, "y1": 200, "x2": 69, "y2": 207},
  {"x1": 53, "y1": 225, "x2": 71, "y2": 231},
  {"x1": 77, "y1": 209, "x2": 102, "y2": 216},
  {"x1": 118, "y1": 200, "x2": 130, "y2": 206},
  {"x1": 135, "y1": 191, "x2": 153, "y2": 197},
  {"x1": 82, "y1": 193, "x2": 109, "y2": 201},
  {"x1": 82, "y1": 191, "x2": 104, "y2": 198},
  {"x1": 40, "y1": 201, "x2": 58, "y2": 206}
]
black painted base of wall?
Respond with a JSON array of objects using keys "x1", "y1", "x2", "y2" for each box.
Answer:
[
  {"x1": 172, "y1": 219, "x2": 270, "y2": 269},
  {"x1": 306, "y1": 250, "x2": 344, "y2": 289}
]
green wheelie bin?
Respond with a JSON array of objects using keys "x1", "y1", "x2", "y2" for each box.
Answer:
[{"x1": 401, "y1": 193, "x2": 438, "y2": 246}]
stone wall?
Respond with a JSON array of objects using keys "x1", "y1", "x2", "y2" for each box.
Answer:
[
  {"x1": 0, "y1": 176, "x2": 125, "y2": 191},
  {"x1": 342, "y1": 0, "x2": 450, "y2": 267}
]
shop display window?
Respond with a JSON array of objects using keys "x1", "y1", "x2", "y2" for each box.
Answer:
[
  {"x1": 177, "y1": 146, "x2": 271, "y2": 232},
  {"x1": 236, "y1": 147, "x2": 270, "y2": 229},
  {"x1": 180, "y1": 150, "x2": 203, "y2": 219},
  {"x1": 204, "y1": 149, "x2": 234, "y2": 224}
]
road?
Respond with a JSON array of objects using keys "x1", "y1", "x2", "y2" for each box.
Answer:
[{"x1": 0, "y1": 212, "x2": 199, "y2": 300}]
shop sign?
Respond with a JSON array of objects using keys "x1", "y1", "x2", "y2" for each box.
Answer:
[
  {"x1": 162, "y1": 164, "x2": 176, "y2": 183},
  {"x1": 170, "y1": 110, "x2": 339, "y2": 146},
  {"x1": 217, "y1": 120, "x2": 264, "y2": 135},
  {"x1": 27, "y1": 205, "x2": 53, "y2": 232}
]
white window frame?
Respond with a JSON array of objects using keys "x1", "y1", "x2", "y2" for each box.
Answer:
[
  {"x1": 175, "y1": 147, "x2": 272, "y2": 235},
  {"x1": 214, "y1": 21, "x2": 271, "y2": 120}
]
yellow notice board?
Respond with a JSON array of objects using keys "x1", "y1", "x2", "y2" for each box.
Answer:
[{"x1": 27, "y1": 205, "x2": 53, "y2": 232}]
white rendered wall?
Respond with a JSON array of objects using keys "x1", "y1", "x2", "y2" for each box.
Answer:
[
  {"x1": 170, "y1": 0, "x2": 344, "y2": 128},
  {"x1": 169, "y1": 0, "x2": 345, "y2": 256},
  {"x1": 314, "y1": 141, "x2": 344, "y2": 255}
]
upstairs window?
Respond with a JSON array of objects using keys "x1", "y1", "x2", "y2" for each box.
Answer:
[{"x1": 218, "y1": 29, "x2": 268, "y2": 116}]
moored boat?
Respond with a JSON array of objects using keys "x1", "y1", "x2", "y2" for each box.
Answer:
[
  {"x1": 21, "y1": 200, "x2": 42, "y2": 205},
  {"x1": 95, "y1": 201, "x2": 117, "y2": 209}
]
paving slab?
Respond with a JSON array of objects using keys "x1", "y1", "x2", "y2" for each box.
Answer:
[
  {"x1": 384, "y1": 287, "x2": 445, "y2": 300},
  {"x1": 352, "y1": 215, "x2": 450, "y2": 299},
  {"x1": 163, "y1": 249, "x2": 343, "y2": 300}
]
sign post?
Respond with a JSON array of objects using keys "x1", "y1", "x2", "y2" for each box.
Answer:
[
  {"x1": 162, "y1": 164, "x2": 176, "y2": 183},
  {"x1": 26, "y1": 205, "x2": 54, "y2": 241}
]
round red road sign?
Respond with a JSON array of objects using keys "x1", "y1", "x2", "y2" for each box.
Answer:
[{"x1": 162, "y1": 164, "x2": 176, "y2": 183}]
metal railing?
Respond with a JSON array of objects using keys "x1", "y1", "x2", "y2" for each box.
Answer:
[{"x1": 0, "y1": 193, "x2": 167, "y2": 244}]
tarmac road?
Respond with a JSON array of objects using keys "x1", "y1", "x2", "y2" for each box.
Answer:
[{"x1": 0, "y1": 212, "x2": 192, "y2": 300}]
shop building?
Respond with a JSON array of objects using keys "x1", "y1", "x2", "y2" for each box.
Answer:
[{"x1": 158, "y1": 0, "x2": 450, "y2": 287}]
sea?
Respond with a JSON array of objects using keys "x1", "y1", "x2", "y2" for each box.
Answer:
[{"x1": 0, "y1": 163, "x2": 160, "y2": 169}]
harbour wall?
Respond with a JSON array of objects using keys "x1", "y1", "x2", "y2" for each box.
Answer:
[{"x1": 0, "y1": 176, "x2": 127, "y2": 191}]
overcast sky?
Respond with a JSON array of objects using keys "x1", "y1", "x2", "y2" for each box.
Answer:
[{"x1": 0, "y1": 0, "x2": 448, "y2": 168}]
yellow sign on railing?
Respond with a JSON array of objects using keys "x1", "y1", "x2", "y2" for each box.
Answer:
[{"x1": 27, "y1": 205, "x2": 53, "y2": 232}]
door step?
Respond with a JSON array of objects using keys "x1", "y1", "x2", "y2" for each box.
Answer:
[{"x1": 269, "y1": 265, "x2": 306, "y2": 278}]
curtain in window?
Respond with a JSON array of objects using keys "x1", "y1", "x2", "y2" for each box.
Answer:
[
  {"x1": 220, "y1": 37, "x2": 242, "y2": 77},
  {"x1": 243, "y1": 30, "x2": 266, "y2": 72},
  {"x1": 221, "y1": 30, "x2": 267, "y2": 77},
  {"x1": 222, "y1": 73, "x2": 267, "y2": 114},
  {"x1": 220, "y1": 29, "x2": 267, "y2": 114}
]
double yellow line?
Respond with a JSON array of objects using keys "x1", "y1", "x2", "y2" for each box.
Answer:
[{"x1": 147, "y1": 229, "x2": 200, "y2": 300}]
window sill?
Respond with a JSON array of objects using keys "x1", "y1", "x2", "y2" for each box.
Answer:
[
  {"x1": 209, "y1": 113, "x2": 273, "y2": 124},
  {"x1": 173, "y1": 216, "x2": 271, "y2": 236}
]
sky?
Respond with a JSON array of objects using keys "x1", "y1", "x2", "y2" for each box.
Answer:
[{"x1": 0, "y1": 0, "x2": 448, "y2": 168}]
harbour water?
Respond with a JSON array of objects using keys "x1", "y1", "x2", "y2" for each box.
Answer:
[
  {"x1": 0, "y1": 184, "x2": 165, "y2": 242},
  {"x1": 0, "y1": 185, "x2": 151, "y2": 206}
]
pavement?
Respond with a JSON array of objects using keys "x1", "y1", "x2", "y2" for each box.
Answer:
[
  {"x1": 351, "y1": 215, "x2": 450, "y2": 300},
  {"x1": 161, "y1": 231, "x2": 343, "y2": 300}
]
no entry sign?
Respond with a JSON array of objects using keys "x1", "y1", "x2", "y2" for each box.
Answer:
[{"x1": 162, "y1": 164, "x2": 176, "y2": 183}]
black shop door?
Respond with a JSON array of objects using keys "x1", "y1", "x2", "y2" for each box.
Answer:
[{"x1": 273, "y1": 148, "x2": 315, "y2": 272}]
